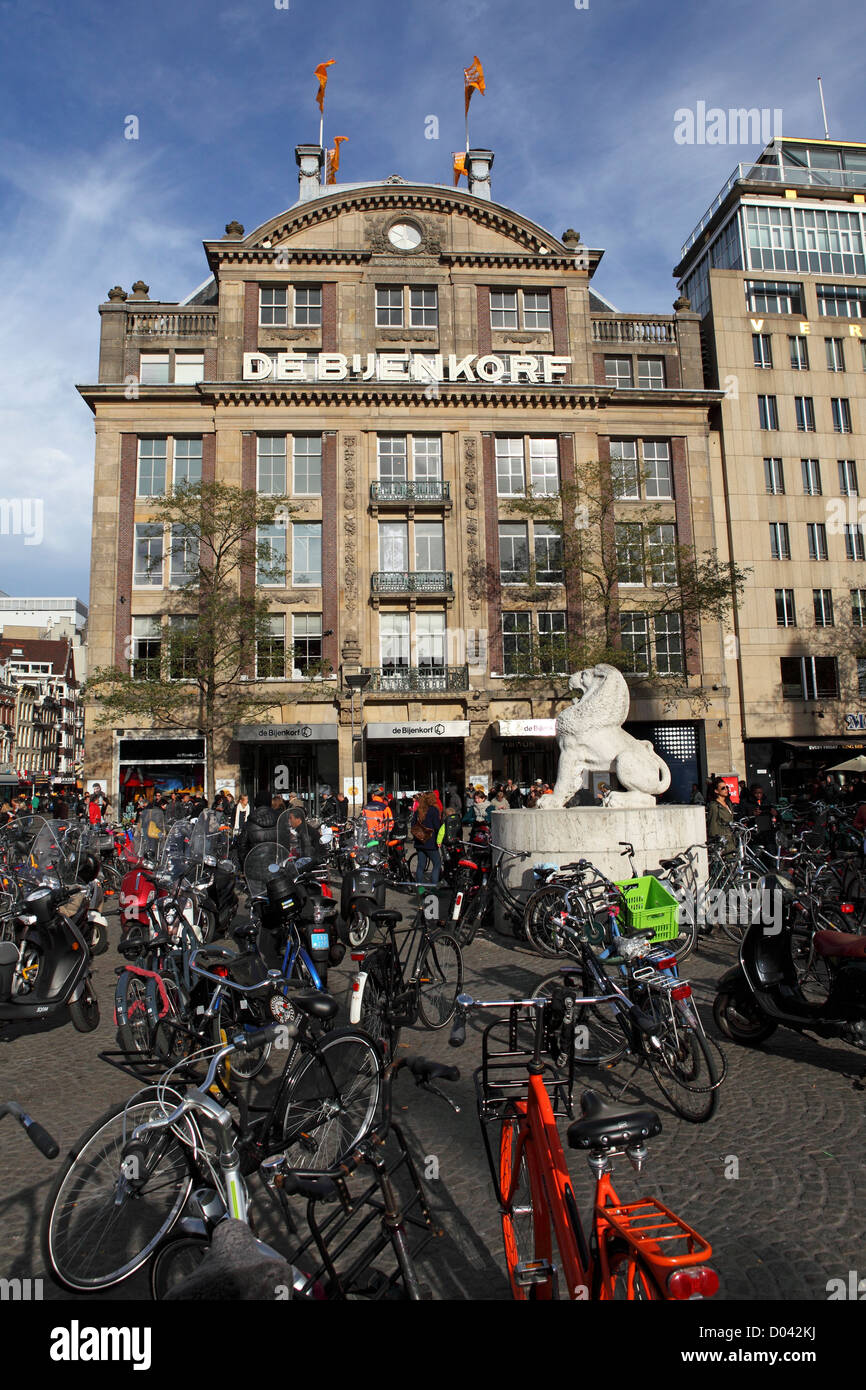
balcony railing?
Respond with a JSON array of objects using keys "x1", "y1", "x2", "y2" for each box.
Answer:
[
  {"x1": 126, "y1": 310, "x2": 218, "y2": 337},
  {"x1": 361, "y1": 665, "x2": 469, "y2": 693},
  {"x1": 371, "y1": 571, "x2": 453, "y2": 594},
  {"x1": 591, "y1": 317, "x2": 678, "y2": 344},
  {"x1": 370, "y1": 481, "x2": 451, "y2": 504}
]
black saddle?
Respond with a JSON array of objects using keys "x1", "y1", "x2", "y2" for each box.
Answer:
[
  {"x1": 290, "y1": 989, "x2": 339, "y2": 1021},
  {"x1": 567, "y1": 1090, "x2": 662, "y2": 1151}
]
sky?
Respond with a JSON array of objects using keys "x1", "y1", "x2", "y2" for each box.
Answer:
[{"x1": 0, "y1": 0, "x2": 861, "y2": 604}]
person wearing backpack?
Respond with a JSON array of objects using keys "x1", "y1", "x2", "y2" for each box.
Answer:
[{"x1": 412, "y1": 791, "x2": 442, "y2": 887}]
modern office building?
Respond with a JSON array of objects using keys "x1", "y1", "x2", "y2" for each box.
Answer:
[
  {"x1": 81, "y1": 143, "x2": 734, "y2": 810},
  {"x1": 676, "y1": 137, "x2": 866, "y2": 792}
]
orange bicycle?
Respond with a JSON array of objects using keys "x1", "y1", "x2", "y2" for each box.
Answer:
[{"x1": 449, "y1": 992, "x2": 719, "y2": 1300}]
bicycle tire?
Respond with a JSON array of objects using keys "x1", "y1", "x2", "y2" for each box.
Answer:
[
  {"x1": 42, "y1": 1096, "x2": 194, "y2": 1292},
  {"x1": 150, "y1": 1233, "x2": 210, "y2": 1300},
  {"x1": 522, "y1": 885, "x2": 571, "y2": 957},
  {"x1": 277, "y1": 1028, "x2": 382, "y2": 1169},
  {"x1": 416, "y1": 930, "x2": 463, "y2": 1029},
  {"x1": 532, "y1": 971, "x2": 628, "y2": 1068},
  {"x1": 359, "y1": 966, "x2": 402, "y2": 1060},
  {"x1": 116, "y1": 970, "x2": 154, "y2": 1056},
  {"x1": 717, "y1": 868, "x2": 763, "y2": 944},
  {"x1": 499, "y1": 1111, "x2": 550, "y2": 1300},
  {"x1": 642, "y1": 1018, "x2": 720, "y2": 1124},
  {"x1": 212, "y1": 1003, "x2": 272, "y2": 1082},
  {"x1": 598, "y1": 1238, "x2": 663, "y2": 1300},
  {"x1": 456, "y1": 890, "x2": 484, "y2": 947}
]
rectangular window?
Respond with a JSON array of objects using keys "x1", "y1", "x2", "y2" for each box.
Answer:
[
  {"x1": 859, "y1": 658, "x2": 866, "y2": 700},
  {"x1": 604, "y1": 356, "x2": 633, "y2": 388},
  {"x1": 256, "y1": 525, "x2": 286, "y2": 587},
  {"x1": 817, "y1": 284, "x2": 866, "y2": 318},
  {"x1": 379, "y1": 521, "x2": 408, "y2": 572},
  {"x1": 780, "y1": 655, "x2": 839, "y2": 700},
  {"x1": 522, "y1": 291, "x2": 551, "y2": 330},
  {"x1": 813, "y1": 589, "x2": 834, "y2": 626},
  {"x1": 174, "y1": 353, "x2": 204, "y2": 384},
  {"x1": 490, "y1": 290, "x2": 519, "y2": 330},
  {"x1": 131, "y1": 616, "x2": 162, "y2": 680},
  {"x1": 807, "y1": 522, "x2": 828, "y2": 560},
  {"x1": 769, "y1": 522, "x2": 791, "y2": 560},
  {"x1": 377, "y1": 435, "x2": 408, "y2": 482},
  {"x1": 294, "y1": 285, "x2": 322, "y2": 327},
  {"x1": 169, "y1": 524, "x2": 199, "y2": 587},
  {"x1": 499, "y1": 523, "x2": 529, "y2": 582},
  {"x1": 825, "y1": 337, "x2": 846, "y2": 372},
  {"x1": 654, "y1": 612, "x2": 684, "y2": 675},
  {"x1": 292, "y1": 435, "x2": 322, "y2": 496},
  {"x1": 502, "y1": 611, "x2": 532, "y2": 675},
  {"x1": 615, "y1": 523, "x2": 644, "y2": 586},
  {"x1": 537, "y1": 611, "x2": 567, "y2": 674},
  {"x1": 257, "y1": 436, "x2": 287, "y2": 495},
  {"x1": 775, "y1": 589, "x2": 796, "y2": 626},
  {"x1": 746, "y1": 280, "x2": 805, "y2": 315},
  {"x1": 789, "y1": 335, "x2": 810, "y2": 370},
  {"x1": 376, "y1": 286, "x2": 404, "y2": 327},
  {"x1": 139, "y1": 353, "x2": 169, "y2": 385},
  {"x1": 168, "y1": 616, "x2": 197, "y2": 680},
  {"x1": 259, "y1": 287, "x2": 288, "y2": 326},
  {"x1": 380, "y1": 612, "x2": 410, "y2": 670},
  {"x1": 839, "y1": 460, "x2": 859, "y2": 496},
  {"x1": 764, "y1": 457, "x2": 785, "y2": 494},
  {"x1": 642, "y1": 440, "x2": 673, "y2": 499},
  {"x1": 620, "y1": 613, "x2": 650, "y2": 675},
  {"x1": 610, "y1": 439, "x2": 639, "y2": 499},
  {"x1": 133, "y1": 523, "x2": 163, "y2": 586},
  {"x1": 752, "y1": 334, "x2": 773, "y2": 369},
  {"x1": 292, "y1": 523, "x2": 322, "y2": 586},
  {"x1": 495, "y1": 438, "x2": 525, "y2": 496},
  {"x1": 646, "y1": 523, "x2": 678, "y2": 585},
  {"x1": 637, "y1": 357, "x2": 666, "y2": 389},
  {"x1": 409, "y1": 286, "x2": 438, "y2": 327},
  {"x1": 173, "y1": 437, "x2": 202, "y2": 488},
  {"x1": 845, "y1": 525, "x2": 866, "y2": 561},
  {"x1": 533, "y1": 524, "x2": 563, "y2": 584},
  {"x1": 257, "y1": 614, "x2": 285, "y2": 680},
  {"x1": 412, "y1": 435, "x2": 442, "y2": 481},
  {"x1": 801, "y1": 458, "x2": 822, "y2": 495},
  {"x1": 852, "y1": 589, "x2": 866, "y2": 626},
  {"x1": 528, "y1": 438, "x2": 559, "y2": 496},
  {"x1": 137, "y1": 438, "x2": 167, "y2": 497},
  {"x1": 832, "y1": 398, "x2": 852, "y2": 433},
  {"x1": 795, "y1": 396, "x2": 816, "y2": 431},
  {"x1": 415, "y1": 612, "x2": 446, "y2": 669},
  {"x1": 414, "y1": 521, "x2": 445, "y2": 573},
  {"x1": 291, "y1": 613, "x2": 323, "y2": 676},
  {"x1": 758, "y1": 395, "x2": 779, "y2": 430}
]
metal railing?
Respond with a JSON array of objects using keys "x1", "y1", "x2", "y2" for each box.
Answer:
[
  {"x1": 371, "y1": 571, "x2": 453, "y2": 594},
  {"x1": 591, "y1": 317, "x2": 678, "y2": 344},
  {"x1": 125, "y1": 310, "x2": 218, "y2": 337},
  {"x1": 370, "y1": 481, "x2": 451, "y2": 503},
  {"x1": 361, "y1": 665, "x2": 469, "y2": 693}
]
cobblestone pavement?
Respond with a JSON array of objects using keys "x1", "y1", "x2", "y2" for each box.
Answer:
[{"x1": 2, "y1": 893, "x2": 865, "y2": 1303}]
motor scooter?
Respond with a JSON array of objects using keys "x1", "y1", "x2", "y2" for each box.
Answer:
[{"x1": 0, "y1": 884, "x2": 99, "y2": 1032}]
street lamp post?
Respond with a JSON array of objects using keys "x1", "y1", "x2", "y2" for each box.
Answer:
[{"x1": 344, "y1": 670, "x2": 371, "y2": 814}]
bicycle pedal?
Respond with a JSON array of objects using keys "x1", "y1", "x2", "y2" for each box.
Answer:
[{"x1": 514, "y1": 1259, "x2": 556, "y2": 1288}]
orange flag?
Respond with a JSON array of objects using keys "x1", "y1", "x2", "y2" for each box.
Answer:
[
  {"x1": 452, "y1": 152, "x2": 468, "y2": 186},
  {"x1": 464, "y1": 55, "x2": 485, "y2": 115},
  {"x1": 315, "y1": 59, "x2": 336, "y2": 113},
  {"x1": 327, "y1": 135, "x2": 348, "y2": 183}
]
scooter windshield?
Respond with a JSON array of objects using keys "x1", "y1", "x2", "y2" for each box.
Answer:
[
  {"x1": 244, "y1": 843, "x2": 288, "y2": 900},
  {"x1": 189, "y1": 810, "x2": 231, "y2": 867},
  {"x1": 135, "y1": 808, "x2": 166, "y2": 864}
]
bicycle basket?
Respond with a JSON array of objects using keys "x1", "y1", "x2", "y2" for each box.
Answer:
[{"x1": 613, "y1": 874, "x2": 680, "y2": 943}]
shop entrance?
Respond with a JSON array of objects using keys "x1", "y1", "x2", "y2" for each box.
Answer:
[
  {"x1": 365, "y1": 739, "x2": 465, "y2": 799},
  {"x1": 240, "y1": 741, "x2": 339, "y2": 817},
  {"x1": 493, "y1": 740, "x2": 558, "y2": 789}
]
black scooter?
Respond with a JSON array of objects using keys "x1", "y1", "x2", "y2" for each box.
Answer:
[
  {"x1": 713, "y1": 877, "x2": 866, "y2": 1051},
  {"x1": 0, "y1": 885, "x2": 100, "y2": 1033}
]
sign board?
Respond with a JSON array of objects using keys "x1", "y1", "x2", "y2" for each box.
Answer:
[
  {"x1": 720, "y1": 776, "x2": 740, "y2": 804},
  {"x1": 215, "y1": 778, "x2": 236, "y2": 796},
  {"x1": 496, "y1": 719, "x2": 557, "y2": 738},
  {"x1": 243, "y1": 351, "x2": 573, "y2": 386},
  {"x1": 343, "y1": 775, "x2": 363, "y2": 814},
  {"x1": 365, "y1": 721, "x2": 470, "y2": 741},
  {"x1": 468, "y1": 774, "x2": 489, "y2": 794},
  {"x1": 234, "y1": 723, "x2": 339, "y2": 743}
]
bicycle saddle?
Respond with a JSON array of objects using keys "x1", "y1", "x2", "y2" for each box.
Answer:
[
  {"x1": 567, "y1": 1090, "x2": 662, "y2": 1152},
  {"x1": 290, "y1": 989, "x2": 339, "y2": 1021},
  {"x1": 370, "y1": 909, "x2": 401, "y2": 926},
  {"x1": 813, "y1": 930, "x2": 866, "y2": 961}
]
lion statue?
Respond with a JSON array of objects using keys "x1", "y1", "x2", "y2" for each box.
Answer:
[{"x1": 539, "y1": 664, "x2": 671, "y2": 810}]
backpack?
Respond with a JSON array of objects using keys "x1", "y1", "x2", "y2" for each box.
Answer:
[{"x1": 411, "y1": 814, "x2": 433, "y2": 844}]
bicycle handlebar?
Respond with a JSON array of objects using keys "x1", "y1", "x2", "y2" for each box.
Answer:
[
  {"x1": 449, "y1": 989, "x2": 617, "y2": 1048},
  {"x1": 0, "y1": 1101, "x2": 59, "y2": 1159}
]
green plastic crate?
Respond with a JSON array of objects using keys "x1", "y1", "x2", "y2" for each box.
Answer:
[{"x1": 613, "y1": 874, "x2": 680, "y2": 942}]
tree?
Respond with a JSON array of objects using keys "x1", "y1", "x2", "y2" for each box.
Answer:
[{"x1": 88, "y1": 481, "x2": 298, "y2": 801}]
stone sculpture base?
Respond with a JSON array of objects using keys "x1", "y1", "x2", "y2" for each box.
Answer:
[{"x1": 490, "y1": 806, "x2": 708, "y2": 934}]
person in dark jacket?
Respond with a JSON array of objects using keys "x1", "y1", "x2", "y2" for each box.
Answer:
[
  {"x1": 235, "y1": 791, "x2": 282, "y2": 865},
  {"x1": 412, "y1": 791, "x2": 442, "y2": 887},
  {"x1": 287, "y1": 808, "x2": 321, "y2": 863}
]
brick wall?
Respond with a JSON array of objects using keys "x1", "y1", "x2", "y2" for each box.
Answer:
[
  {"x1": 551, "y1": 287, "x2": 570, "y2": 380},
  {"x1": 243, "y1": 283, "x2": 258, "y2": 353},
  {"x1": 240, "y1": 433, "x2": 256, "y2": 676},
  {"x1": 321, "y1": 283, "x2": 337, "y2": 353},
  {"x1": 671, "y1": 436, "x2": 702, "y2": 675},
  {"x1": 481, "y1": 434, "x2": 503, "y2": 674},
  {"x1": 201, "y1": 433, "x2": 216, "y2": 485},
  {"x1": 115, "y1": 435, "x2": 137, "y2": 669},
  {"x1": 558, "y1": 434, "x2": 583, "y2": 642},
  {"x1": 476, "y1": 287, "x2": 491, "y2": 355},
  {"x1": 321, "y1": 432, "x2": 338, "y2": 672}
]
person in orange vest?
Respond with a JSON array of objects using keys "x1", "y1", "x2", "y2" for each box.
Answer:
[{"x1": 362, "y1": 785, "x2": 394, "y2": 841}]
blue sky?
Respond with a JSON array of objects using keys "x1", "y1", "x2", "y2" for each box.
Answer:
[{"x1": 0, "y1": 0, "x2": 861, "y2": 603}]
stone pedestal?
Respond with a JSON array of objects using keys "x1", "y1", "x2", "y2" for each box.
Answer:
[{"x1": 490, "y1": 806, "x2": 707, "y2": 929}]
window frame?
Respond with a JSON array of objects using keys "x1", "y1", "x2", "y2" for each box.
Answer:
[
  {"x1": 801, "y1": 458, "x2": 822, "y2": 496},
  {"x1": 764, "y1": 457, "x2": 785, "y2": 494},
  {"x1": 806, "y1": 521, "x2": 828, "y2": 561},
  {"x1": 136, "y1": 438, "x2": 168, "y2": 498},
  {"x1": 133, "y1": 523, "x2": 164, "y2": 588},
  {"x1": 292, "y1": 522, "x2": 323, "y2": 588},
  {"x1": 769, "y1": 521, "x2": 791, "y2": 560},
  {"x1": 775, "y1": 588, "x2": 797, "y2": 626},
  {"x1": 813, "y1": 588, "x2": 834, "y2": 627}
]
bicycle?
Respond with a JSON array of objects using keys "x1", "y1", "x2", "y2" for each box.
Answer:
[
  {"x1": 448, "y1": 843, "x2": 541, "y2": 946},
  {"x1": 449, "y1": 994, "x2": 719, "y2": 1300},
  {"x1": 0, "y1": 1099, "x2": 59, "y2": 1159}
]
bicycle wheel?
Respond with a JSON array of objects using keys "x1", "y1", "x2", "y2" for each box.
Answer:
[
  {"x1": 522, "y1": 886, "x2": 570, "y2": 958},
  {"x1": 416, "y1": 930, "x2": 463, "y2": 1029},
  {"x1": 359, "y1": 965, "x2": 401, "y2": 1060},
  {"x1": 116, "y1": 971, "x2": 154, "y2": 1056},
  {"x1": 212, "y1": 1001, "x2": 272, "y2": 1082},
  {"x1": 642, "y1": 1017, "x2": 720, "y2": 1123},
  {"x1": 533, "y1": 971, "x2": 628, "y2": 1067},
  {"x1": 42, "y1": 1097, "x2": 194, "y2": 1292},
  {"x1": 717, "y1": 868, "x2": 763, "y2": 944},
  {"x1": 150, "y1": 1234, "x2": 210, "y2": 1299},
  {"x1": 456, "y1": 890, "x2": 484, "y2": 947},
  {"x1": 277, "y1": 1028, "x2": 382, "y2": 1169},
  {"x1": 499, "y1": 1112, "x2": 554, "y2": 1300},
  {"x1": 599, "y1": 1239, "x2": 663, "y2": 1300}
]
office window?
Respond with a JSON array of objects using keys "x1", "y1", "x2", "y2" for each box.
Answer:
[
  {"x1": 832, "y1": 398, "x2": 853, "y2": 433},
  {"x1": 409, "y1": 286, "x2": 438, "y2": 327},
  {"x1": 534, "y1": 524, "x2": 563, "y2": 584},
  {"x1": 292, "y1": 523, "x2": 322, "y2": 586},
  {"x1": 769, "y1": 522, "x2": 790, "y2": 560},
  {"x1": 294, "y1": 285, "x2": 322, "y2": 327},
  {"x1": 173, "y1": 437, "x2": 202, "y2": 488},
  {"x1": 789, "y1": 335, "x2": 810, "y2": 370},
  {"x1": 853, "y1": 589, "x2": 866, "y2": 627},
  {"x1": 259, "y1": 287, "x2": 288, "y2": 326},
  {"x1": 291, "y1": 613, "x2": 323, "y2": 676},
  {"x1": 752, "y1": 334, "x2": 773, "y2": 369},
  {"x1": 257, "y1": 615, "x2": 285, "y2": 679},
  {"x1": 604, "y1": 356, "x2": 633, "y2": 388},
  {"x1": 745, "y1": 281, "x2": 804, "y2": 315},
  {"x1": 522, "y1": 291, "x2": 551, "y2": 330},
  {"x1": 499, "y1": 523, "x2": 529, "y2": 582},
  {"x1": 758, "y1": 395, "x2": 779, "y2": 430},
  {"x1": 412, "y1": 435, "x2": 442, "y2": 480},
  {"x1": 637, "y1": 357, "x2": 666, "y2": 389},
  {"x1": 131, "y1": 616, "x2": 162, "y2": 680},
  {"x1": 807, "y1": 522, "x2": 828, "y2": 560},
  {"x1": 839, "y1": 460, "x2": 859, "y2": 496},
  {"x1": 528, "y1": 438, "x2": 559, "y2": 496},
  {"x1": 495, "y1": 438, "x2": 525, "y2": 496},
  {"x1": 502, "y1": 612, "x2": 532, "y2": 675},
  {"x1": 376, "y1": 286, "x2": 404, "y2": 327},
  {"x1": 137, "y1": 438, "x2": 167, "y2": 497},
  {"x1": 169, "y1": 525, "x2": 199, "y2": 587},
  {"x1": 538, "y1": 611, "x2": 568, "y2": 674},
  {"x1": 610, "y1": 440, "x2": 640, "y2": 499},
  {"x1": 817, "y1": 284, "x2": 866, "y2": 318},
  {"x1": 825, "y1": 337, "x2": 846, "y2": 372},
  {"x1": 795, "y1": 397, "x2": 816, "y2": 432},
  {"x1": 414, "y1": 521, "x2": 445, "y2": 572},
  {"x1": 377, "y1": 435, "x2": 408, "y2": 482},
  {"x1": 780, "y1": 655, "x2": 838, "y2": 700},
  {"x1": 168, "y1": 616, "x2": 197, "y2": 680},
  {"x1": 764, "y1": 457, "x2": 785, "y2": 494},
  {"x1": 490, "y1": 290, "x2": 519, "y2": 329},
  {"x1": 859, "y1": 658, "x2": 866, "y2": 700},
  {"x1": 813, "y1": 589, "x2": 834, "y2": 627},
  {"x1": 415, "y1": 612, "x2": 447, "y2": 669},
  {"x1": 647, "y1": 523, "x2": 678, "y2": 585},
  {"x1": 379, "y1": 521, "x2": 408, "y2": 571},
  {"x1": 845, "y1": 525, "x2": 866, "y2": 561},
  {"x1": 775, "y1": 589, "x2": 796, "y2": 626},
  {"x1": 801, "y1": 458, "x2": 822, "y2": 495},
  {"x1": 133, "y1": 524, "x2": 163, "y2": 586},
  {"x1": 654, "y1": 612, "x2": 684, "y2": 675},
  {"x1": 620, "y1": 613, "x2": 650, "y2": 675},
  {"x1": 292, "y1": 435, "x2": 322, "y2": 496},
  {"x1": 256, "y1": 525, "x2": 286, "y2": 587},
  {"x1": 257, "y1": 436, "x2": 287, "y2": 495},
  {"x1": 615, "y1": 523, "x2": 644, "y2": 586},
  {"x1": 380, "y1": 612, "x2": 410, "y2": 669},
  {"x1": 139, "y1": 353, "x2": 170, "y2": 385},
  {"x1": 642, "y1": 440, "x2": 673, "y2": 499},
  {"x1": 174, "y1": 353, "x2": 204, "y2": 384}
]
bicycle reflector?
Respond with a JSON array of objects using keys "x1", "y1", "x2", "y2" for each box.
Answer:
[
  {"x1": 840, "y1": 903, "x2": 855, "y2": 915},
  {"x1": 320, "y1": 883, "x2": 334, "y2": 899},
  {"x1": 670, "y1": 983, "x2": 692, "y2": 1001},
  {"x1": 350, "y1": 952, "x2": 366, "y2": 963},
  {"x1": 213, "y1": 965, "x2": 229, "y2": 979},
  {"x1": 666, "y1": 1266, "x2": 719, "y2": 1299},
  {"x1": 654, "y1": 955, "x2": 677, "y2": 972}
]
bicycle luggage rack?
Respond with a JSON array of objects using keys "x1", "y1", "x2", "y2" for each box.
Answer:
[{"x1": 599, "y1": 1196, "x2": 712, "y2": 1268}]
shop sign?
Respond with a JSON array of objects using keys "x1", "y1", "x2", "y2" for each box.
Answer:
[
  {"x1": 496, "y1": 719, "x2": 557, "y2": 738},
  {"x1": 215, "y1": 778, "x2": 236, "y2": 796},
  {"x1": 234, "y1": 723, "x2": 339, "y2": 742},
  {"x1": 243, "y1": 352, "x2": 572, "y2": 386},
  {"x1": 365, "y1": 721, "x2": 470, "y2": 741}
]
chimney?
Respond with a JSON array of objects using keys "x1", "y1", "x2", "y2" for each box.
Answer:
[
  {"x1": 467, "y1": 149, "x2": 494, "y2": 200},
  {"x1": 295, "y1": 145, "x2": 326, "y2": 203}
]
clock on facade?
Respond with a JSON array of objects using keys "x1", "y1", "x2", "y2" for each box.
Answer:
[{"x1": 387, "y1": 222, "x2": 422, "y2": 251}]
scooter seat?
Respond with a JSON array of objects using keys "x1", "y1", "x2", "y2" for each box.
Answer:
[{"x1": 813, "y1": 930, "x2": 866, "y2": 961}]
